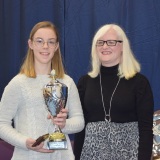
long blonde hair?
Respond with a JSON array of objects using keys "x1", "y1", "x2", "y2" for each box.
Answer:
[
  {"x1": 88, "y1": 24, "x2": 140, "y2": 79},
  {"x1": 20, "y1": 21, "x2": 65, "y2": 78}
]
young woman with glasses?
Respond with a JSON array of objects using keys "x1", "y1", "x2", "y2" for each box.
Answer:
[{"x1": 0, "y1": 21, "x2": 84, "y2": 160}]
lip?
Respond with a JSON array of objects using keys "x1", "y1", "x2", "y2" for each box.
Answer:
[
  {"x1": 101, "y1": 51, "x2": 111, "y2": 55},
  {"x1": 40, "y1": 52, "x2": 49, "y2": 55}
]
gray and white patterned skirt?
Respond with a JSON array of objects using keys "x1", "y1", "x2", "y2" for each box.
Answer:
[{"x1": 80, "y1": 121, "x2": 139, "y2": 160}]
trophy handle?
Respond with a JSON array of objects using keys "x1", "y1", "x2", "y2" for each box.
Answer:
[{"x1": 32, "y1": 133, "x2": 49, "y2": 147}]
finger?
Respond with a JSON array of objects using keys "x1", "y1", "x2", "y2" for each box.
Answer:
[
  {"x1": 53, "y1": 116, "x2": 65, "y2": 122},
  {"x1": 61, "y1": 108, "x2": 68, "y2": 113},
  {"x1": 31, "y1": 142, "x2": 44, "y2": 150},
  {"x1": 33, "y1": 145, "x2": 54, "y2": 153},
  {"x1": 38, "y1": 148, "x2": 54, "y2": 153},
  {"x1": 55, "y1": 118, "x2": 66, "y2": 128},
  {"x1": 47, "y1": 114, "x2": 52, "y2": 119},
  {"x1": 31, "y1": 142, "x2": 54, "y2": 153},
  {"x1": 57, "y1": 112, "x2": 67, "y2": 118}
]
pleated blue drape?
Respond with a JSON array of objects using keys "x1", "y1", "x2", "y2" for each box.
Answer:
[{"x1": 0, "y1": 0, "x2": 160, "y2": 111}]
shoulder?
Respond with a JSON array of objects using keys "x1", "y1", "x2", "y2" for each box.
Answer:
[
  {"x1": 78, "y1": 74, "x2": 91, "y2": 84},
  {"x1": 122, "y1": 73, "x2": 152, "y2": 92},
  {"x1": 2, "y1": 74, "x2": 28, "y2": 96},
  {"x1": 76, "y1": 74, "x2": 92, "y2": 91},
  {"x1": 58, "y1": 74, "x2": 77, "y2": 88},
  {"x1": 130, "y1": 73, "x2": 152, "y2": 93},
  {"x1": 133, "y1": 73, "x2": 151, "y2": 85},
  {"x1": 61, "y1": 74, "x2": 74, "y2": 83},
  {"x1": 6, "y1": 74, "x2": 27, "y2": 87}
]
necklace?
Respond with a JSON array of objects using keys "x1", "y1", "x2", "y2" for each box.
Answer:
[{"x1": 99, "y1": 73, "x2": 120, "y2": 122}]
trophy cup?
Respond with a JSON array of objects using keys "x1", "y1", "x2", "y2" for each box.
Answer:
[{"x1": 38, "y1": 69, "x2": 68, "y2": 150}]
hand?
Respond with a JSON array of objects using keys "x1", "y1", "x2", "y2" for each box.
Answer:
[
  {"x1": 26, "y1": 138, "x2": 54, "y2": 153},
  {"x1": 48, "y1": 108, "x2": 68, "y2": 129}
]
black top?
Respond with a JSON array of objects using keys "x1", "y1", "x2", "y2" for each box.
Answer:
[{"x1": 74, "y1": 65, "x2": 154, "y2": 160}]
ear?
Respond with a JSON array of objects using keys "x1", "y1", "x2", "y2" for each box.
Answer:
[
  {"x1": 54, "y1": 42, "x2": 59, "y2": 52},
  {"x1": 28, "y1": 39, "x2": 34, "y2": 49}
]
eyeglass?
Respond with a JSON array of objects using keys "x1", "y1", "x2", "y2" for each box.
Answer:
[
  {"x1": 96, "y1": 40, "x2": 123, "y2": 46},
  {"x1": 33, "y1": 38, "x2": 57, "y2": 48}
]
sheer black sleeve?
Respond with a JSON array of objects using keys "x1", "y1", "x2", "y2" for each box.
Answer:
[{"x1": 136, "y1": 74, "x2": 154, "y2": 160}]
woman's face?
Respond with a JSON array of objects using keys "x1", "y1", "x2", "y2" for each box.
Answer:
[
  {"x1": 96, "y1": 28, "x2": 123, "y2": 67},
  {"x1": 28, "y1": 28, "x2": 59, "y2": 66}
]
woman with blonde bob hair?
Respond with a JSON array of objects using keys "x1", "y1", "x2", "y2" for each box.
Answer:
[
  {"x1": 0, "y1": 21, "x2": 84, "y2": 160},
  {"x1": 89, "y1": 24, "x2": 140, "y2": 79},
  {"x1": 74, "y1": 24, "x2": 153, "y2": 160}
]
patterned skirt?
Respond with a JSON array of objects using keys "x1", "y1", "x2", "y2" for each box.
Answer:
[{"x1": 80, "y1": 121, "x2": 139, "y2": 160}]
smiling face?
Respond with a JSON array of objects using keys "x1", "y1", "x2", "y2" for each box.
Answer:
[
  {"x1": 96, "y1": 28, "x2": 123, "y2": 67},
  {"x1": 28, "y1": 28, "x2": 59, "y2": 69}
]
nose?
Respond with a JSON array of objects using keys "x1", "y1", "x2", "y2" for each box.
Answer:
[
  {"x1": 43, "y1": 42, "x2": 49, "y2": 48},
  {"x1": 102, "y1": 42, "x2": 109, "y2": 48}
]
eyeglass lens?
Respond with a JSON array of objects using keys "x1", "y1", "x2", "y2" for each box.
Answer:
[
  {"x1": 96, "y1": 40, "x2": 122, "y2": 46},
  {"x1": 34, "y1": 38, "x2": 57, "y2": 48}
]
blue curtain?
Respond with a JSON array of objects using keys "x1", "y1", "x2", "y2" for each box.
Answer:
[{"x1": 0, "y1": 0, "x2": 160, "y2": 112}]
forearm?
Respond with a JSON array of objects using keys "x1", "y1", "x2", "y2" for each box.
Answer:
[
  {"x1": 62, "y1": 115, "x2": 84, "y2": 134},
  {"x1": 0, "y1": 122, "x2": 28, "y2": 149}
]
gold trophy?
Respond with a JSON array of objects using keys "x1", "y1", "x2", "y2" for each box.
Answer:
[{"x1": 32, "y1": 70, "x2": 68, "y2": 150}]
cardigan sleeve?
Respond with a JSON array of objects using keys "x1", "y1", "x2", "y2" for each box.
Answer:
[
  {"x1": 0, "y1": 77, "x2": 28, "y2": 149},
  {"x1": 61, "y1": 76, "x2": 85, "y2": 134},
  {"x1": 136, "y1": 75, "x2": 154, "y2": 160}
]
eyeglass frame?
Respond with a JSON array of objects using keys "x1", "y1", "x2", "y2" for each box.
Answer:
[
  {"x1": 96, "y1": 40, "x2": 123, "y2": 46},
  {"x1": 33, "y1": 38, "x2": 58, "y2": 48}
]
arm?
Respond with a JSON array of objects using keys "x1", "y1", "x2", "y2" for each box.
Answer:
[
  {"x1": 74, "y1": 75, "x2": 88, "y2": 160},
  {"x1": 0, "y1": 77, "x2": 56, "y2": 153},
  {"x1": 0, "y1": 77, "x2": 28, "y2": 149},
  {"x1": 136, "y1": 75, "x2": 154, "y2": 160},
  {"x1": 61, "y1": 77, "x2": 85, "y2": 134}
]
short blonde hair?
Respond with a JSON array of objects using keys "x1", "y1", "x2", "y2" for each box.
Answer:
[
  {"x1": 20, "y1": 21, "x2": 65, "y2": 78},
  {"x1": 88, "y1": 24, "x2": 140, "y2": 79}
]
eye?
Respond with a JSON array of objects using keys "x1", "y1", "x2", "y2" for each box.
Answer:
[
  {"x1": 107, "y1": 40, "x2": 116, "y2": 45},
  {"x1": 48, "y1": 41, "x2": 56, "y2": 45},
  {"x1": 36, "y1": 39, "x2": 44, "y2": 44},
  {"x1": 96, "y1": 40, "x2": 104, "y2": 46}
]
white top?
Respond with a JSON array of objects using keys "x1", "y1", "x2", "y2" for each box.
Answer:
[{"x1": 0, "y1": 74, "x2": 84, "y2": 160}]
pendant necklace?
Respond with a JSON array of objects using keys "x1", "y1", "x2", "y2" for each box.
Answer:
[{"x1": 99, "y1": 72, "x2": 120, "y2": 122}]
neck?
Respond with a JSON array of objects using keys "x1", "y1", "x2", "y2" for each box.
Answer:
[
  {"x1": 101, "y1": 63, "x2": 119, "y2": 67},
  {"x1": 100, "y1": 64, "x2": 119, "y2": 75},
  {"x1": 35, "y1": 64, "x2": 51, "y2": 75}
]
